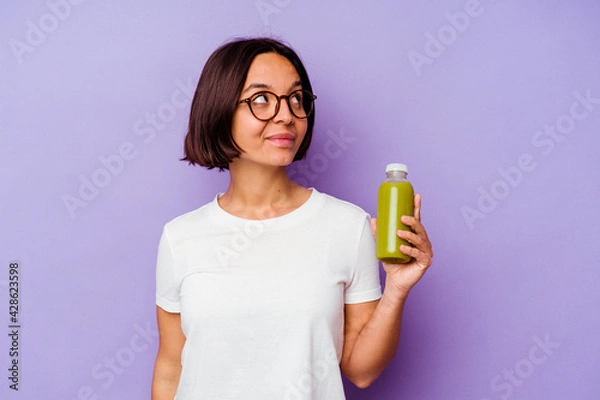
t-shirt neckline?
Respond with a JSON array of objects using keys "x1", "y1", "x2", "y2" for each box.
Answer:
[{"x1": 211, "y1": 187, "x2": 322, "y2": 226}]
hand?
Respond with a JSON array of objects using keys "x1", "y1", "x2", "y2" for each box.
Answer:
[{"x1": 371, "y1": 193, "x2": 434, "y2": 297}]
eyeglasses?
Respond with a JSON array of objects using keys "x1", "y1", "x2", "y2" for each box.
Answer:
[{"x1": 238, "y1": 90, "x2": 317, "y2": 121}]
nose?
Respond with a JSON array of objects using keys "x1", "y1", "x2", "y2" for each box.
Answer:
[{"x1": 272, "y1": 97, "x2": 294, "y2": 124}]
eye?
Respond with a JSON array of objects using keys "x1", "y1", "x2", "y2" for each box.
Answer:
[
  {"x1": 289, "y1": 92, "x2": 303, "y2": 107},
  {"x1": 251, "y1": 93, "x2": 271, "y2": 105}
]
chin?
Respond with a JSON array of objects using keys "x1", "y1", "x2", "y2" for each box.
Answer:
[
  {"x1": 274, "y1": 159, "x2": 295, "y2": 168},
  {"x1": 271, "y1": 152, "x2": 299, "y2": 167}
]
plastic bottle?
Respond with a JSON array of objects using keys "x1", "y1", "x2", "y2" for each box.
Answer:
[{"x1": 376, "y1": 163, "x2": 414, "y2": 264}]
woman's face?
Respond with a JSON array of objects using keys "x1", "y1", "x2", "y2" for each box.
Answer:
[{"x1": 230, "y1": 52, "x2": 308, "y2": 169}]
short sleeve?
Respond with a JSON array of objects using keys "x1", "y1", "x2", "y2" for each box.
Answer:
[
  {"x1": 345, "y1": 216, "x2": 382, "y2": 304},
  {"x1": 156, "y1": 227, "x2": 181, "y2": 313}
]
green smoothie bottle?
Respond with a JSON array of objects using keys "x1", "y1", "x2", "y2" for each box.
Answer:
[{"x1": 376, "y1": 163, "x2": 414, "y2": 264}]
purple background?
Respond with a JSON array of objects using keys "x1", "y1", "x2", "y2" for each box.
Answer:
[{"x1": 2, "y1": 1, "x2": 599, "y2": 399}]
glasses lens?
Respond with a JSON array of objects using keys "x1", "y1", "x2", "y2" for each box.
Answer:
[
  {"x1": 249, "y1": 92, "x2": 278, "y2": 120},
  {"x1": 289, "y1": 90, "x2": 314, "y2": 119},
  {"x1": 288, "y1": 91, "x2": 306, "y2": 118},
  {"x1": 247, "y1": 90, "x2": 315, "y2": 120}
]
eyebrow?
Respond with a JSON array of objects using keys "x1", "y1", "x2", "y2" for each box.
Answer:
[{"x1": 241, "y1": 80, "x2": 303, "y2": 95}]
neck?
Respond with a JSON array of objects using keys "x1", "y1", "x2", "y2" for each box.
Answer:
[{"x1": 219, "y1": 161, "x2": 308, "y2": 219}]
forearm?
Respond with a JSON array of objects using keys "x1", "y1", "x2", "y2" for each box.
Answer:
[
  {"x1": 342, "y1": 277, "x2": 408, "y2": 388},
  {"x1": 151, "y1": 358, "x2": 181, "y2": 400}
]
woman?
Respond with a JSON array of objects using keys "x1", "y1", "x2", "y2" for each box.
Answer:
[{"x1": 152, "y1": 37, "x2": 433, "y2": 399}]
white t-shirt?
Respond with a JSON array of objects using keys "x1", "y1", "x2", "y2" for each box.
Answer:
[{"x1": 156, "y1": 188, "x2": 382, "y2": 399}]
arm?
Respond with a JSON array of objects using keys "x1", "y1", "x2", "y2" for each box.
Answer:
[
  {"x1": 152, "y1": 306, "x2": 186, "y2": 400},
  {"x1": 340, "y1": 194, "x2": 434, "y2": 388}
]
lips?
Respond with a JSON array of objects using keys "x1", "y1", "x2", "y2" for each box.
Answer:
[
  {"x1": 267, "y1": 132, "x2": 296, "y2": 140},
  {"x1": 266, "y1": 132, "x2": 296, "y2": 147}
]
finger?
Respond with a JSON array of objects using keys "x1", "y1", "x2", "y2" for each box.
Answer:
[
  {"x1": 370, "y1": 217, "x2": 377, "y2": 237},
  {"x1": 397, "y1": 229, "x2": 424, "y2": 248},
  {"x1": 413, "y1": 193, "x2": 422, "y2": 222},
  {"x1": 401, "y1": 215, "x2": 429, "y2": 240},
  {"x1": 399, "y1": 244, "x2": 433, "y2": 269},
  {"x1": 399, "y1": 217, "x2": 433, "y2": 254},
  {"x1": 397, "y1": 229, "x2": 433, "y2": 257}
]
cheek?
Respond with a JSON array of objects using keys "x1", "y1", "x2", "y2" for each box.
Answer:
[
  {"x1": 231, "y1": 110, "x2": 249, "y2": 136},
  {"x1": 297, "y1": 120, "x2": 309, "y2": 139},
  {"x1": 231, "y1": 112, "x2": 264, "y2": 142}
]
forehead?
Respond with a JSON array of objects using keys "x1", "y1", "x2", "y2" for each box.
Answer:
[{"x1": 244, "y1": 52, "x2": 300, "y2": 87}]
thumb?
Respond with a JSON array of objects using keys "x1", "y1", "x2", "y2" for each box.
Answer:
[{"x1": 370, "y1": 217, "x2": 377, "y2": 237}]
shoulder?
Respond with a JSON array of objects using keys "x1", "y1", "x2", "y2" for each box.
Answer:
[
  {"x1": 314, "y1": 190, "x2": 370, "y2": 221},
  {"x1": 162, "y1": 198, "x2": 216, "y2": 237}
]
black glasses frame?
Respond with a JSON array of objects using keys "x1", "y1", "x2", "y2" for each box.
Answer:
[{"x1": 238, "y1": 89, "x2": 317, "y2": 121}]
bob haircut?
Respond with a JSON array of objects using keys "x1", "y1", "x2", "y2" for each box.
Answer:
[{"x1": 182, "y1": 37, "x2": 315, "y2": 171}]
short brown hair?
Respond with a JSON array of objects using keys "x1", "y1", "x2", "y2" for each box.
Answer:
[{"x1": 182, "y1": 37, "x2": 315, "y2": 171}]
